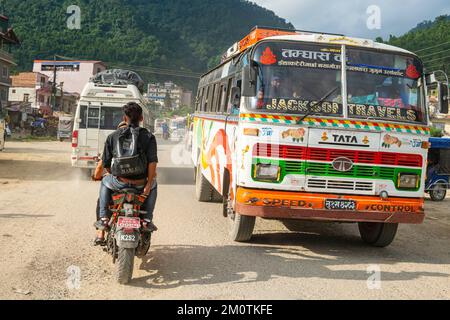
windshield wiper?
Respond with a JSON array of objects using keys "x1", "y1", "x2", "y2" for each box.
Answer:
[{"x1": 298, "y1": 86, "x2": 340, "y2": 123}]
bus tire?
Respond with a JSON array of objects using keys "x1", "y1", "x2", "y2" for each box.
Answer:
[
  {"x1": 430, "y1": 184, "x2": 447, "y2": 201},
  {"x1": 358, "y1": 222, "x2": 398, "y2": 248},
  {"x1": 230, "y1": 213, "x2": 255, "y2": 242},
  {"x1": 195, "y1": 165, "x2": 213, "y2": 202},
  {"x1": 211, "y1": 188, "x2": 223, "y2": 203}
]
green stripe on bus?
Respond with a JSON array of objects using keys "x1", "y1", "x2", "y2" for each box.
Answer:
[{"x1": 252, "y1": 158, "x2": 422, "y2": 190}]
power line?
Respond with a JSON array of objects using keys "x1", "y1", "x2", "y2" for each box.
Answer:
[
  {"x1": 420, "y1": 47, "x2": 450, "y2": 58},
  {"x1": 423, "y1": 54, "x2": 450, "y2": 64},
  {"x1": 109, "y1": 64, "x2": 202, "y2": 79},
  {"x1": 52, "y1": 54, "x2": 203, "y2": 79},
  {"x1": 415, "y1": 40, "x2": 450, "y2": 53}
]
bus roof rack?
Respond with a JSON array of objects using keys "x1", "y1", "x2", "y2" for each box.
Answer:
[
  {"x1": 221, "y1": 26, "x2": 345, "y2": 63},
  {"x1": 90, "y1": 69, "x2": 145, "y2": 93},
  {"x1": 250, "y1": 26, "x2": 345, "y2": 37}
]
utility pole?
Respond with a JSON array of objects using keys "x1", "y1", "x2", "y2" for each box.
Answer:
[{"x1": 51, "y1": 55, "x2": 57, "y2": 112}]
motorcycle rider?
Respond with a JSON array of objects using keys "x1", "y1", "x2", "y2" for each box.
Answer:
[{"x1": 94, "y1": 102, "x2": 158, "y2": 244}]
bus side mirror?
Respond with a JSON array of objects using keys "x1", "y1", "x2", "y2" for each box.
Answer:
[
  {"x1": 425, "y1": 73, "x2": 437, "y2": 86},
  {"x1": 439, "y1": 82, "x2": 449, "y2": 114},
  {"x1": 242, "y1": 64, "x2": 257, "y2": 97}
]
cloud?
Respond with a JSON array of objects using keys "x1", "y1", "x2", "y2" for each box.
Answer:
[{"x1": 254, "y1": 0, "x2": 450, "y2": 40}]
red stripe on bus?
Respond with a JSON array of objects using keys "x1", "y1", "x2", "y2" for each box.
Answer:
[{"x1": 253, "y1": 143, "x2": 423, "y2": 167}]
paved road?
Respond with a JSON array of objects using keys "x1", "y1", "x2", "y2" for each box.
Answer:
[{"x1": 0, "y1": 140, "x2": 449, "y2": 300}]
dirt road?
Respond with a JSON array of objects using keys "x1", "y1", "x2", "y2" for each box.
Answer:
[{"x1": 0, "y1": 140, "x2": 449, "y2": 300}]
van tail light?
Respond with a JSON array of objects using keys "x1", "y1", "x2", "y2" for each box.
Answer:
[{"x1": 72, "y1": 130, "x2": 78, "y2": 148}]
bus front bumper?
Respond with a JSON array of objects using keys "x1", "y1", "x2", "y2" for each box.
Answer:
[{"x1": 236, "y1": 187, "x2": 425, "y2": 224}]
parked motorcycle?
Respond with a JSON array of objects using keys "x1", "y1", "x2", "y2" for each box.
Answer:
[
  {"x1": 103, "y1": 189, "x2": 153, "y2": 284},
  {"x1": 31, "y1": 118, "x2": 48, "y2": 137}
]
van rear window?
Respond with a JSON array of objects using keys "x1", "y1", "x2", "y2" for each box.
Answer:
[{"x1": 79, "y1": 106, "x2": 123, "y2": 130}]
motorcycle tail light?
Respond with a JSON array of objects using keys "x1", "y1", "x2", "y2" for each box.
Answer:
[{"x1": 123, "y1": 203, "x2": 134, "y2": 217}]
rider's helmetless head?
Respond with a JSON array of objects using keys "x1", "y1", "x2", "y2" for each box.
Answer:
[{"x1": 123, "y1": 102, "x2": 144, "y2": 127}]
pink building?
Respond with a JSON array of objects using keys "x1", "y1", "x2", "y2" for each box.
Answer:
[{"x1": 32, "y1": 60, "x2": 107, "y2": 95}]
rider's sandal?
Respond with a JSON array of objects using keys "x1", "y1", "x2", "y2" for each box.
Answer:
[
  {"x1": 93, "y1": 218, "x2": 110, "y2": 231},
  {"x1": 142, "y1": 220, "x2": 158, "y2": 233},
  {"x1": 93, "y1": 237, "x2": 106, "y2": 246}
]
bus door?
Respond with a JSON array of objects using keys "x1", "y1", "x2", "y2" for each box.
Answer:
[{"x1": 84, "y1": 105, "x2": 102, "y2": 155}]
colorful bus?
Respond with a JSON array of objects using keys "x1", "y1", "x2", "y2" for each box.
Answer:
[{"x1": 191, "y1": 27, "x2": 432, "y2": 247}]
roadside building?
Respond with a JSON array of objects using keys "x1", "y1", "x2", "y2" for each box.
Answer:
[
  {"x1": 146, "y1": 81, "x2": 183, "y2": 109},
  {"x1": 9, "y1": 72, "x2": 52, "y2": 115},
  {"x1": 0, "y1": 14, "x2": 20, "y2": 112},
  {"x1": 181, "y1": 90, "x2": 193, "y2": 108},
  {"x1": 32, "y1": 60, "x2": 107, "y2": 95},
  {"x1": 58, "y1": 91, "x2": 79, "y2": 115},
  {"x1": 9, "y1": 72, "x2": 80, "y2": 116}
]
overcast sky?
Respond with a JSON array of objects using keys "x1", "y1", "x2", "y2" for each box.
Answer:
[{"x1": 254, "y1": 0, "x2": 450, "y2": 40}]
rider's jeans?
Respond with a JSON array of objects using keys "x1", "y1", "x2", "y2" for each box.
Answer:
[{"x1": 99, "y1": 174, "x2": 157, "y2": 221}]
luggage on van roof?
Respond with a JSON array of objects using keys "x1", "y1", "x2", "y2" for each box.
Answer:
[{"x1": 90, "y1": 69, "x2": 144, "y2": 93}]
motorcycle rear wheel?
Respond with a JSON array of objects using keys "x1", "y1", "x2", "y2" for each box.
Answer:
[{"x1": 116, "y1": 247, "x2": 135, "y2": 284}]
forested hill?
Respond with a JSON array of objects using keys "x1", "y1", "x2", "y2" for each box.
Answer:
[
  {"x1": 385, "y1": 15, "x2": 450, "y2": 73},
  {"x1": 5, "y1": 0, "x2": 293, "y2": 89}
]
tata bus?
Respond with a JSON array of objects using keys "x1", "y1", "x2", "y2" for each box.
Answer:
[
  {"x1": 71, "y1": 81, "x2": 153, "y2": 174},
  {"x1": 191, "y1": 27, "x2": 434, "y2": 247}
]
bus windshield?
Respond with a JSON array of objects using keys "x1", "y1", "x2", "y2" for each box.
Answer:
[
  {"x1": 346, "y1": 48, "x2": 425, "y2": 123},
  {"x1": 250, "y1": 41, "x2": 426, "y2": 124},
  {"x1": 250, "y1": 42, "x2": 343, "y2": 117}
]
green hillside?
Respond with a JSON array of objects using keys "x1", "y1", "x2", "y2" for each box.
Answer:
[
  {"x1": 4, "y1": 0, "x2": 293, "y2": 90},
  {"x1": 384, "y1": 15, "x2": 450, "y2": 74}
]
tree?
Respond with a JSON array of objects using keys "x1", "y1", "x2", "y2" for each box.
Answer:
[{"x1": 164, "y1": 92, "x2": 173, "y2": 111}]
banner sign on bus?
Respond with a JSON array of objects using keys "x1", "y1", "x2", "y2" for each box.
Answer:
[{"x1": 258, "y1": 44, "x2": 422, "y2": 79}]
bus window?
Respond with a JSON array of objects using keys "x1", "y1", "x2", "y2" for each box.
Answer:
[
  {"x1": 224, "y1": 78, "x2": 232, "y2": 113},
  {"x1": 80, "y1": 106, "x2": 123, "y2": 130},
  {"x1": 203, "y1": 86, "x2": 210, "y2": 112},
  {"x1": 218, "y1": 84, "x2": 225, "y2": 113},
  {"x1": 210, "y1": 83, "x2": 217, "y2": 113},
  {"x1": 100, "y1": 107, "x2": 124, "y2": 130},
  {"x1": 206, "y1": 84, "x2": 214, "y2": 112},
  {"x1": 196, "y1": 88, "x2": 203, "y2": 111}
]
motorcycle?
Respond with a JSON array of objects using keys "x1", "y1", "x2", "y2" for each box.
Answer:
[
  {"x1": 31, "y1": 118, "x2": 48, "y2": 137},
  {"x1": 103, "y1": 188, "x2": 153, "y2": 284}
]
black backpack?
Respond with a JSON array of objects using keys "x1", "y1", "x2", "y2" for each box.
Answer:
[{"x1": 111, "y1": 127, "x2": 148, "y2": 178}]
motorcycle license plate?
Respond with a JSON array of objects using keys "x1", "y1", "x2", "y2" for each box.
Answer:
[
  {"x1": 325, "y1": 199, "x2": 356, "y2": 211},
  {"x1": 117, "y1": 217, "x2": 141, "y2": 229}
]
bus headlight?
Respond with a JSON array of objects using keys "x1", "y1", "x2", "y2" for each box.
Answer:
[
  {"x1": 398, "y1": 173, "x2": 419, "y2": 189},
  {"x1": 255, "y1": 164, "x2": 280, "y2": 181}
]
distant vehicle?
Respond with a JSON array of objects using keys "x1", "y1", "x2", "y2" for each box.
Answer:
[
  {"x1": 71, "y1": 76, "x2": 154, "y2": 174},
  {"x1": 169, "y1": 117, "x2": 187, "y2": 142},
  {"x1": 426, "y1": 137, "x2": 450, "y2": 201},
  {"x1": 154, "y1": 118, "x2": 169, "y2": 137},
  {"x1": 31, "y1": 118, "x2": 48, "y2": 137},
  {"x1": 57, "y1": 116, "x2": 74, "y2": 142}
]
